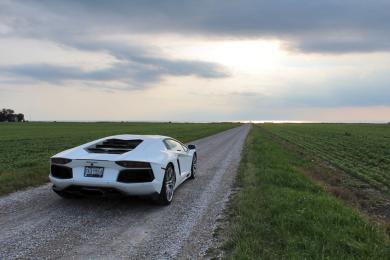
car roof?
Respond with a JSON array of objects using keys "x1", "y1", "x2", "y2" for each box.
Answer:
[{"x1": 105, "y1": 134, "x2": 170, "y2": 141}]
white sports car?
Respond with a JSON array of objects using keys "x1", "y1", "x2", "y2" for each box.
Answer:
[{"x1": 49, "y1": 135, "x2": 197, "y2": 205}]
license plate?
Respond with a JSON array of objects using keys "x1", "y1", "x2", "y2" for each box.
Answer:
[{"x1": 84, "y1": 166, "x2": 104, "y2": 178}]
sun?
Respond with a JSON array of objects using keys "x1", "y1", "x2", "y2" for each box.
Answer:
[
  {"x1": 199, "y1": 40, "x2": 284, "y2": 72},
  {"x1": 128, "y1": 34, "x2": 285, "y2": 74},
  {"x1": 163, "y1": 38, "x2": 285, "y2": 73}
]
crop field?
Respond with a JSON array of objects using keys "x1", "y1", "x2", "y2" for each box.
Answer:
[
  {"x1": 224, "y1": 124, "x2": 389, "y2": 259},
  {"x1": 261, "y1": 123, "x2": 390, "y2": 193},
  {"x1": 0, "y1": 122, "x2": 239, "y2": 196}
]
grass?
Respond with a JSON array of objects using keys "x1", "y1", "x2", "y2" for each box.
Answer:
[
  {"x1": 0, "y1": 121, "x2": 239, "y2": 196},
  {"x1": 225, "y1": 125, "x2": 389, "y2": 259},
  {"x1": 261, "y1": 123, "x2": 390, "y2": 193}
]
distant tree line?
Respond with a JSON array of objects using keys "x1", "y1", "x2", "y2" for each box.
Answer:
[{"x1": 0, "y1": 108, "x2": 25, "y2": 122}]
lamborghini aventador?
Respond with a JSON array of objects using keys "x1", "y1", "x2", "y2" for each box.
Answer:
[{"x1": 49, "y1": 135, "x2": 197, "y2": 205}]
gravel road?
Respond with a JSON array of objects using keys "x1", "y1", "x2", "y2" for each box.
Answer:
[{"x1": 0, "y1": 124, "x2": 250, "y2": 259}]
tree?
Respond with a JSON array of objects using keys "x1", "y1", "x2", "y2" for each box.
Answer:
[
  {"x1": 0, "y1": 108, "x2": 24, "y2": 122},
  {"x1": 16, "y1": 113, "x2": 25, "y2": 122},
  {"x1": 0, "y1": 110, "x2": 5, "y2": 122}
]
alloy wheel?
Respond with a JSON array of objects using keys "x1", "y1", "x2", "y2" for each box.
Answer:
[{"x1": 165, "y1": 167, "x2": 175, "y2": 202}]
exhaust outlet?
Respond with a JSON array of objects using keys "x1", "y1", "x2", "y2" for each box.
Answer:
[{"x1": 81, "y1": 188, "x2": 104, "y2": 197}]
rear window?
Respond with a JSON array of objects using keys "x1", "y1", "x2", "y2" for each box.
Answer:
[{"x1": 86, "y1": 139, "x2": 143, "y2": 154}]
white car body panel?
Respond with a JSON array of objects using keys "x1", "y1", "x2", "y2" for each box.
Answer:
[{"x1": 49, "y1": 134, "x2": 196, "y2": 197}]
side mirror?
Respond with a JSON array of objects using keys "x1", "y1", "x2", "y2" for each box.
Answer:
[{"x1": 188, "y1": 144, "x2": 196, "y2": 150}]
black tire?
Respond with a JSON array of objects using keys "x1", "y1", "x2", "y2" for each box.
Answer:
[
  {"x1": 189, "y1": 153, "x2": 197, "y2": 179},
  {"x1": 157, "y1": 165, "x2": 176, "y2": 205},
  {"x1": 53, "y1": 189, "x2": 81, "y2": 199}
]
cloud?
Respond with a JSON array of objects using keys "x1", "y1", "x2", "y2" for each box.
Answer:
[
  {"x1": 232, "y1": 77, "x2": 390, "y2": 108},
  {"x1": 284, "y1": 84, "x2": 390, "y2": 107},
  {"x1": 0, "y1": 0, "x2": 389, "y2": 90},
  {"x1": 1, "y1": 57, "x2": 228, "y2": 89},
  {"x1": 2, "y1": 0, "x2": 389, "y2": 54},
  {"x1": 288, "y1": 34, "x2": 390, "y2": 54},
  {"x1": 0, "y1": 0, "x2": 389, "y2": 105},
  {"x1": 0, "y1": 0, "x2": 230, "y2": 89}
]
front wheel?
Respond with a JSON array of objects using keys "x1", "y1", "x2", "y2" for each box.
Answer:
[{"x1": 157, "y1": 165, "x2": 176, "y2": 205}]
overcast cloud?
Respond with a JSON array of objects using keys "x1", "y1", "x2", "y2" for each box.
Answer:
[
  {"x1": 2, "y1": 0, "x2": 390, "y2": 53},
  {"x1": 0, "y1": 0, "x2": 389, "y2": 121}
]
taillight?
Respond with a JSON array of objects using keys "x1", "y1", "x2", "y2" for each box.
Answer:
[
  {"x1": 51, "y1": 157, "x2": 72, "y2": 164},
  {"x1": 115, "y1": 161, "x2": 151, "y2": 168}
]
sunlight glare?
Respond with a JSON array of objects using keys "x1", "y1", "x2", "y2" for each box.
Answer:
[
  {"x1": 203, "y1": 40, "x2": 283, "y2": 72},
  {"x1": 169, "y1": 39, "x2": 285, "y2": 73}
]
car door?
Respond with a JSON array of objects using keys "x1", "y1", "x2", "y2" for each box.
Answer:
[
  {"x1": 165, "y1": 139, "x2": 192, "y2": 176},
  {"x1": 176, "y1": 141, "x2": 192, "y2": 174}
]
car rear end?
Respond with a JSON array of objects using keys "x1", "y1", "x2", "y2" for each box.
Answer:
[{"x1": 49, "y1": 136, "x2": 165, "y2": 197}]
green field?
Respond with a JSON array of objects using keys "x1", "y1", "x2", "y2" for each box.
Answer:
[
  {"x1": 0, "y1": 122, "x2": 239, "y2": 196},
  {"x1": 262, "y1": 123, "x2": 390, "y2": 193},
  {"x1": 224, "y1": 125, "x2": 389, "y2": 259}
]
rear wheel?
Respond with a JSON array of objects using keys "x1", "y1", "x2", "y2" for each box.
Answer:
[
  {"x1": 189, "y1": 153, "x2": 197, "y2": 179},
  {"x1": 157, "y1": 165, "x2": 176, "y2": 205}
]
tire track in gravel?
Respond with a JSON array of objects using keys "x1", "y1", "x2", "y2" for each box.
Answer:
[{"x1": 0, "y1": 124, "x2": 250, "y2": 259}]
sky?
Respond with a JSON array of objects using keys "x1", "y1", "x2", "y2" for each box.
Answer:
[{"x1": 0, "y1": 0, "x2": 389, "y2": 122}]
